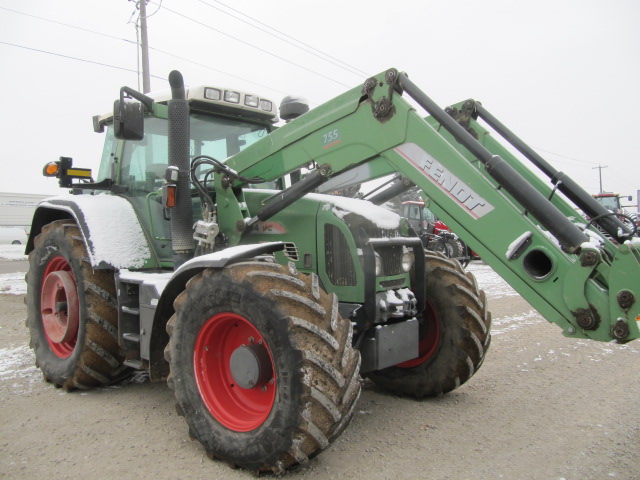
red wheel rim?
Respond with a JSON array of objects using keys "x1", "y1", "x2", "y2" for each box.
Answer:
[
  {"x1": 40, "y1": 256, "x2": 79, "y2": 358},
  {"x1": 397, "y1": 299, "x2": 440, "y2": 368},
  {"x1": 194, "y1": 313, "x2": 276, "y2": 432}
]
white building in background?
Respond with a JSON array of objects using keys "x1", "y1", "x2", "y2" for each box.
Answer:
[
  {"x1": 0, "y1": 193, "x2": 53, "y2": 244},
  {"x1": 0, "y1": 192, "x2": 51, "y2": 227}
]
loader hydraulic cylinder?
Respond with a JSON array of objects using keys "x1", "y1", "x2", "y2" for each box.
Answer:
[
  {"x1": 246, "y1": 165, "x2": 331, "y2": 228},
  {"x1": 366, "y1": 176, "x2": 415, "y2": 206},
  {"x1": 473, "y1": 103, "x2": 634, "y2": 242},
  {"x1": 398, "y1": 73, "x2": 589, "y2": 253}
]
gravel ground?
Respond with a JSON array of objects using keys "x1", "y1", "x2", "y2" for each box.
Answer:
[{"x1": 1, "y1": 262, "x2": 639, "y2": 480}]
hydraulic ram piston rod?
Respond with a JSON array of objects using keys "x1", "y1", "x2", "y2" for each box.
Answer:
[
  {"x1": 397, "y1": 73, "x2": 589, "y2": 253},
  {"x1": 245, "y1": 165, "x2": 331, "y2": 229},
  {"x1": 473, "y1": 103, "x2": 633, "y2": 242}
]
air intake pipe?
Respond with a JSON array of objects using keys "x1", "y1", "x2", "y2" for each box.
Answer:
[{"x1": 168, "y1": 71, "x2": 195, "y2": 268}]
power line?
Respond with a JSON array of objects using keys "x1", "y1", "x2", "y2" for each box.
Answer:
[
  {"x1": 530, "y1": 145, "x2": 599, "y2": 167},
  {"x1": 0, "y1": 5, "x2": 133, "y2": 44},
  {"x1": 157, "y1": 3, "x2": 352, "y2": 88},
  {"x1": 148, "y1": 45, "x2": 291, "y2": 97},
  {"x1": 192, "y1": 0, "x2": 369, "y2": 78},
  {"x1": 0, "y1": 5, "x2": 335, "y2": 99},
  {"x1": 0, "y1": 40, "x2": 166, "y2": 81},
  {"x1": 0, "y1": 5, "x2": 294, "y2": 97},
  {"x1": 1, "y1": 38, "x2": 286, "y2": 99}
]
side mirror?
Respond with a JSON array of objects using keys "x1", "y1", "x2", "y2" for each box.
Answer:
[
  {"x1": 114, "y1": 99, "x2": 144, "y2": 140},
  {"x1": 112, "y1": 86, "x2": 155, "y2": 141}
]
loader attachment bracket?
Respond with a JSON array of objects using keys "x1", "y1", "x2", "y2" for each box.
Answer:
[
  {"x1": 444, "y1": 99, "x2": 479, "y2": 140},
  {"x1": 362, "y1": 68, "x2": 401, "y2": 122}
]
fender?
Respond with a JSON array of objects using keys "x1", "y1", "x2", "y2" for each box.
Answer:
[
  {"x1": 147, "y1": 241, "x2": 286, "y2": 381},
  {"x1": 27, "y1": 195, "x2": 152, "y2": 269}
]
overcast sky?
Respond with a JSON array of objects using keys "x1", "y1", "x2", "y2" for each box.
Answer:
[{"x1": 1, "y1": 0, "x2": 638, "y2": 206}]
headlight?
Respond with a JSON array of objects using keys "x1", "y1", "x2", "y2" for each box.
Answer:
[
  {"x1": 224, "y1": 90, "x2": 240, "y2": 103},
  {"x1": 401, "y1": 251, "x2": 414, "y2": 272},
  {"x1": 204, "y1": 88, "x2": 222, "y2": 101},
  {"x1": 259, "y1": 99, "x2": 273, "y2": 112},
  {"x1": 244, "y1": 94, "x2": 259, "y2": 108},
  {"x1": 374, "y1": 252, "x2": 383, "y2": 276}
]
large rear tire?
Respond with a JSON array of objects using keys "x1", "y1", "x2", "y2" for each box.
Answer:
[
  {"x1": 165, "y1": 261, "x2": 360, "y2": 473},
  {"x1": 444, "y1": 237, "x2": 465, "y2": 259},
  {"x1": 366, "y1": 251, "x2": 491, "y2": 397},
  {"x1": 26, "y1": 220, "x2": 125, "y2": 390}
]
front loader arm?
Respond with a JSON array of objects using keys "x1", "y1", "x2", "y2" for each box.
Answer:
[{"x1": 218, "y1": 68, "x2": 640, "y2": 344}]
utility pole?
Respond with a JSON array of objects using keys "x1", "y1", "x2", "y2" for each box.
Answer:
[
  {"x1": 138, "y1": 0, "x2": 151, "y2": 93},
  {"x1": 592, "y1": 164, "x2": 608, "y2": 193}
]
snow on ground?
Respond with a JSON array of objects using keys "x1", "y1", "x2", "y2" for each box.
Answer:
[
  {"x1": 0, "y1": 244, "x2": 27, "y2": 261},
  {"x1": 466, "y1": 262, "x2": 520, "y2": 299},
  {"x1": 0, "y1": 345, "x2": 42, "y2": 396},
  {"x1": 491, "y1": 310, "x2": 543, "y2": 336},
  {"x1": 0, "y1": 273, "x2": 27, "y2": 295},
  {"x1": 0, "y1": 245, "x2": 28, "y2": 295}
]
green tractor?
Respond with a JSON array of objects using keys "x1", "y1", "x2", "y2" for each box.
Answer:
[{"x1": 26, "y1": 69, "x2": 639, "y2": 473}]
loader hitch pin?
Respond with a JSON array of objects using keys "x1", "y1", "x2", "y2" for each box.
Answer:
[{"x1": 612, "y1": 319, "x2": 630, "y2": 341}]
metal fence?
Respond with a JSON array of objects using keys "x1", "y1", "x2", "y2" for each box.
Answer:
[{"x1": 0, "y1": 226, "x2": 29, "y2": 295}]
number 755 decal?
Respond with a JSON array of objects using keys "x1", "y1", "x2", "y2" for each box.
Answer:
[{"x1": 322, "y1": 129, "x2": 341, "y2": 149}]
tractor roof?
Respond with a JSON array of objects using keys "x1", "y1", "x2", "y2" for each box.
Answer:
[{"x1": 94, "y1": 84, "x2": 278, "y2": 128}]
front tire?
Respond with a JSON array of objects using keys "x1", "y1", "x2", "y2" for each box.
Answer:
[
  {"x1": 366, "y1": 251, "x2": 491, "y2": 397},
  {"x1": 26, "y1": 220, "x2": 125, "y2": 390},
  {"x1": 165, "y1": 261, "x2": 360, "y2": 473}
]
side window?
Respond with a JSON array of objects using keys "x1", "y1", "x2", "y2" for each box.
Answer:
[
  {"x1": 118, "y1": 114, "x2": 269, "y2": 195},
  {"x1": 120, "y1": 118, "x2": 168, "y2": 196},
  {"x1": 96, "y1": 127, "x2": 117, "y2": 182},
  {"x1": 422, "y1": 208, "x2": 436, "y2": 223},
  {"x1": 408, "y1": 205, "x2": 421, "y2": 220}
]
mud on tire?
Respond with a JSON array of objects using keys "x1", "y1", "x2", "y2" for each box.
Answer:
[
  {"x1": 366, "y1": 251, "x2": 491, "y2": 397},
  {"x1": 26, "y1": 220, "x2": 125, "y2": 390},
  {"x1": 165, "y1": 261, "x2": 361, "y2": 473}
]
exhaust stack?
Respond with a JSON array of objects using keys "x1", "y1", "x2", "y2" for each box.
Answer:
[{"x1": 168, "y1": 71, "x2": 195, "y2": 268}]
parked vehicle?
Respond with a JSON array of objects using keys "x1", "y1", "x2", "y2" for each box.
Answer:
[{"x1": 0, "y1": 226, "x2": 28, "y2": 245}]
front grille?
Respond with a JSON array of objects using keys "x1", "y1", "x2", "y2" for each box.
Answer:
[
  {"x1": 325, "y1": 224, "x2": 357, "y2": 286},
  {"x1": 378, "y1": 245, "x2": 404, "y2": 276}
]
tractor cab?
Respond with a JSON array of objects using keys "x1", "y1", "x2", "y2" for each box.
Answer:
[{"x1": 42, "y1": 84, "x2": 281, "y2": 267}]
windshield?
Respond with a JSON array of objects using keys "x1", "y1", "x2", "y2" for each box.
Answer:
[
  {"x1": 119, "y1": 114, "x2": 268, "y2": 196},
  {"x1": 594, "y1": 196, "x2": 620, "y2": 211},
  {"x1": 422, "y1": 207, "x2": 436, "y2": 223}
]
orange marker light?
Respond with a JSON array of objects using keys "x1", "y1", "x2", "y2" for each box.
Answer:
[
  {"x1": 43, "y1": 162, "x2": 60, "y2": 177},
  {"x1": 165, "y1": 184, "x2": 176, "y2": 208}
]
